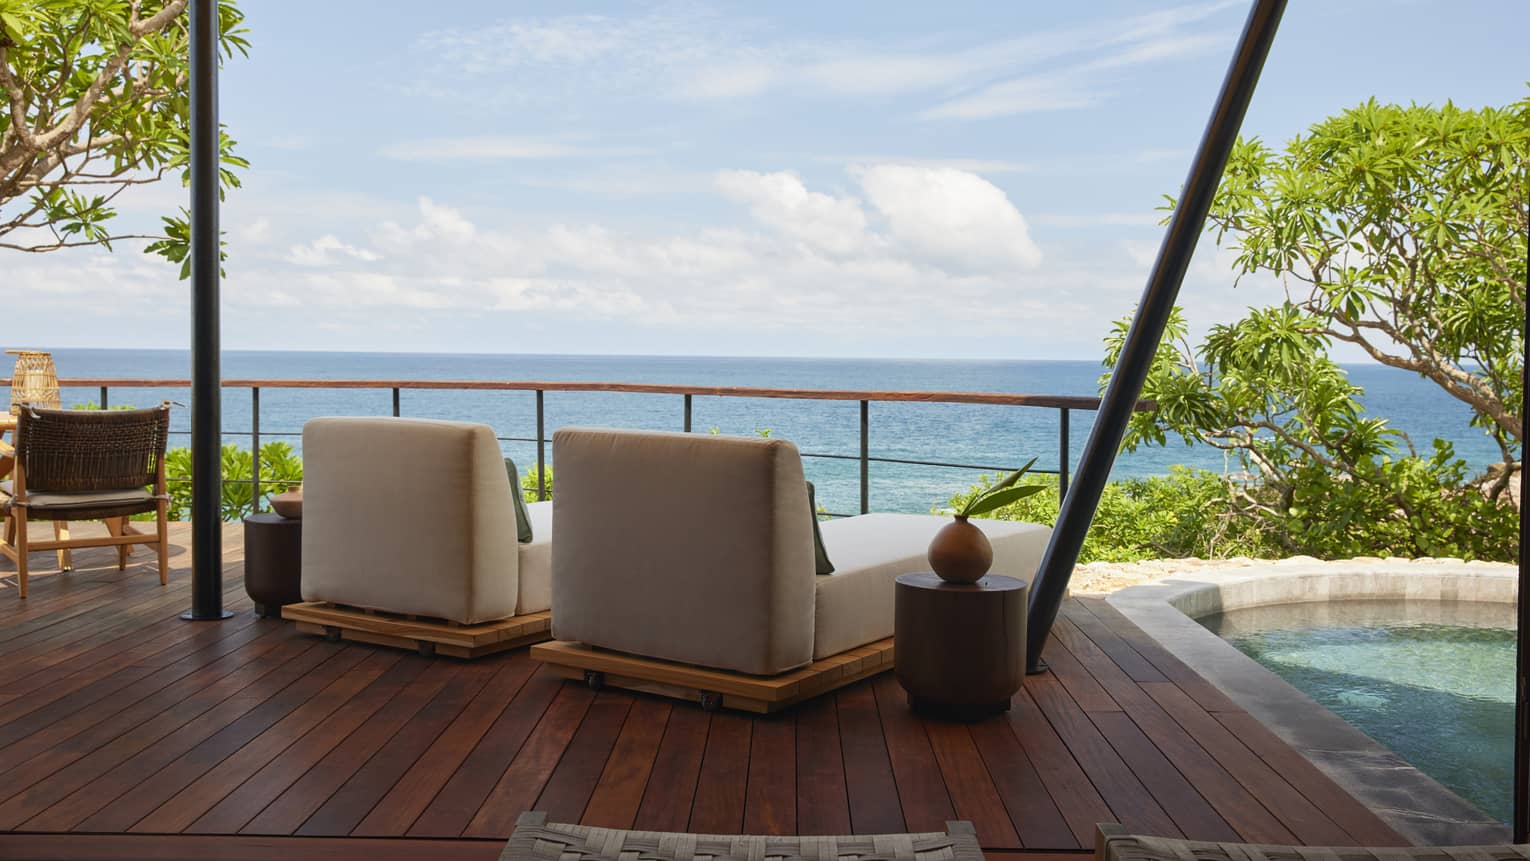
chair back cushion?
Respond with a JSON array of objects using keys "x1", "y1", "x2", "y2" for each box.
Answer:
[
  {"x1": 551, "y1": 427, "x2": 816, "y2": 675},
  {"x1": 301, "y1": 417, "x2": 520, "y2": 624},
  {"x1": 15, "y1": 406, "x2": 168, "y2": 493}
]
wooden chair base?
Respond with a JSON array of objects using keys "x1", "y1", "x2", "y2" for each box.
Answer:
[
  {"x1": 284, "y1": 601, "x2": 551, "y2": 658},
  {"x1": 529, "y1": 638, "x2": 894, "y2": 713}
]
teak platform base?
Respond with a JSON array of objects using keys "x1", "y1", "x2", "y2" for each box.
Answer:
[
  {"x1": 284, "y1": 601, "x2": 551, "y2": 658},
  {"x1": 530, "y1": 638, "x2": 894, "y2": 713}
]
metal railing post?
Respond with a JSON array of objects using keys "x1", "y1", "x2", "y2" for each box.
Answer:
[
  {"x1": 859, "y1": 400, "x2": 869, "y2": 514},
  {"x1": 683, "y1": 394, "x2": 692, "y2": 432},
  {"x1": 391, "y1": 387, "x2": 400, "y2": 417},
  {"x1": 250, "y1": 387, "x2": 261, "y2": 514},
  {"x1": 536, "y1": 389, "x2": 547, "y2": 501},
  {"x1": 99, "y1": 385, "x2": 108, "y2": 409},
  {"x1": 1058, "y1": 408, "x2": 1070, "y2": 501}
]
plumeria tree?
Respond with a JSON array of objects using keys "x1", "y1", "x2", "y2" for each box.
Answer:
[
  {"x1": 0, "y1": 0, "x2": 247, "y2": 269},
  {"x1": 1191, "y1": 95, "x2": 1529, "y2": 466}
]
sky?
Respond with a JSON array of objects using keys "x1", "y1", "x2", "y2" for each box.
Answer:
[{"x1": 4, "y1": 0, "x2": 1526, "y2": 360}]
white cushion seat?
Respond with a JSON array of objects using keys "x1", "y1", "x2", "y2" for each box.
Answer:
[
  {"x1": 302, "y1": 417, "x2": 548, "y2": 625},
  {"x1": 0, "y1": 480, "x2": 154, "y2": 510},
  {"x1": 515, "y1": 501, "x2": 554, "y2": 614},
  {"x1": 814, "y1": 514, "x2": 1051, "y2": 660}
]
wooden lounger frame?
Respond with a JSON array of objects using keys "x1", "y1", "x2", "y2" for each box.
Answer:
[
  {"x1": 530, "y1": 638, "x2": 894, "y2": 713},
  {"x1": 284, "y1": 601, "x2": 550, "y2": 658}
]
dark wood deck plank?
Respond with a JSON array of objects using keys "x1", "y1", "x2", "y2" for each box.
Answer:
[
  {"x1": 686, "y1": 711, "x2": 752, "y2": 834},
  {"x1": 22, "y1": 639, "x2": 344, "y2": 833},
  {"x1": 0, "y1": 634, "x2": 318, "y2": 830},
  {"x1": 534, "y1": 690, "x2": 635, "y2": 825},
  {"x1": 1074, "y1": 597, "x2": 1243, "y2": 713},
  {"x1": 1089, "y1": 710, "x2": 1242, "y2": 842},
  {"x1": 356, "y1": 658, "x2": 542, "y2": 837},
  {"x1": 924, "y1": 719, "x2": 1020, "y2": 849},
  {"x1": 580, "y1": 697, "x2": 672, "y2": 830},
  {"x1": 1053, "y1": 617, "x2": 1308, "y2": 845},
  {"x1": 460, "y1": 682, "x2": 596, "y2": 838},
  {"x1": 0, "y1": 523, "x2": 1415, "y2": 853},
  {"x1": 242, "y1": 660, "x2": 458, "y2": 836},
  {"x1": 872, "y1": 674, "x2": 955, "y2": 834},
  {"x1": 793, "y1": 694, "x2": 851, "y2": 836},
  {"x1": 295, "y1": 663, "x2": 498, "y2": 837},
  {"x1": 0, "y1": 625, "x2": 299, "y2": 806},
  {"x1": 968, "y1": 716, "x2": 1077, "y2": 850},
  {"x1": 630, "y1": 704, "x2": 710, "y2": 832},
  {"x1": 742, "y1": 713, "x2": 796, "y2": 836},
  {"x1": 127, "y1": 650, "x2": 400, "y2": 834},
  {"x1": 186, "y1": 656, "x2": 431, "y2": 834},
  {"x1": 1003, "y1": 688, "x2": 1114, "y2": 848},
  {"x1": 407, "y1": 666, "x2": 564, "y2": 838},
  {"x1": 835, "y1": 681, "x2": 905, "y2": 835},
  {"x1": 1025, "y1": 672, "x2": 1181, "y2": 837}
]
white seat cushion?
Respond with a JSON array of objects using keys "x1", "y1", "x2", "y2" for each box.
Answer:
[
  {"x1": 0, "y1": 480, "x2": 153, "y2": 509},
  {"x1": 516, "y1": 501, "x2": 553, "y2": 614},
  {"x1": 813, "y1": 513, "x2": 1052, "y2": 660}
]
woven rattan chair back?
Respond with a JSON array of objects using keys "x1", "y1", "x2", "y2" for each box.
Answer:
[{"x1": 14, "y1": 405, "x2": 171, "y2": 494}]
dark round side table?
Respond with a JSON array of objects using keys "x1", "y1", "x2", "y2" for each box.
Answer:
[
  {"x1": 244, "y1": 513, "x2": 303, "y2": 618},
  {"x1": 894, "y1": 572, "x2": 1028, "y2": 719}
]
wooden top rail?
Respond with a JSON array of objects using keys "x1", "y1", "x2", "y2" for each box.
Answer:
[{"x1": 41, "y1": 378, "x2": 1153, "y2": 412}]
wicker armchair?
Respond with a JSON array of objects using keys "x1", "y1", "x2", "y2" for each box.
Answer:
[{"x1": 0, "y1": 404, "x2": 172, "y2": 599}]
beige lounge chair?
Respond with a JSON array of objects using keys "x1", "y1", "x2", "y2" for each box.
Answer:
[
  {"x1": 530, "y1": 427, "x2": 1051, "y2": 711},
  {"x1": 284, "y1": 417, "x2": 552, "y2": 657}
]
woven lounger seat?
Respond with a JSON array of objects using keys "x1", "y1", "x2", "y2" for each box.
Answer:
[
  {"x1": 1095, "y1": 824, "x2": 1529, "y2": 861},
  {"x1": 502, "y1": 811, "x2": 983, "y2": 861}
]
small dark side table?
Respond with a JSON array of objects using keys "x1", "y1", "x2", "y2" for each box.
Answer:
[
  {"x1": 894, "y1": 572, "x2": 1028, "y2": 719},
  {"x1": 244, "y1": 513, "x2": 303, "y2": 618}
]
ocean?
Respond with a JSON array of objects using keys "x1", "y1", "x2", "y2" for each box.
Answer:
[{"x1": 11, "y1": 348, "x2": 1508, "y2": 517}]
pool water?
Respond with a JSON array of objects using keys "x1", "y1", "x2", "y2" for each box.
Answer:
[{"x1": 1199, "y1": 600, "x2": 1514, "y2": 824}]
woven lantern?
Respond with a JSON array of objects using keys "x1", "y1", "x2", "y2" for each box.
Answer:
[{"x1": 7, "y1": 350, "x2": 61, "y2": 415}]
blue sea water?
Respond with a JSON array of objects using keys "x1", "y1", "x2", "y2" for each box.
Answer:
[{"x1": 8, "y1": 349, "x2": 1508, "y2": 516}]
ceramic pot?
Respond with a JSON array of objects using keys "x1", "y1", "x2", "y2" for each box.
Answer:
[
  {"x1": 926, "y1": 515, "x2": 993, "y2": 584},
  {"x1": 270, "y1": 489, "x2": 303, "y2": 520}
]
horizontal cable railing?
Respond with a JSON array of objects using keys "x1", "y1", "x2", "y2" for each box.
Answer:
[{"x1": 24, "y1": 378, "x2": 1154, "y2": 518}]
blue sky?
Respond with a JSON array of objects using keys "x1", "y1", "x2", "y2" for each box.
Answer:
[{"x1": 7, "y1": 1, "x2": 1526, "y2": 359}]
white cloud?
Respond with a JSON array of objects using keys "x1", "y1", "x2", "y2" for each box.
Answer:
[
  {"x1": 854, "y1": 165, "x2": 1042, "y2": 269},
  {"x1": 715, "y1": 170, "x2": 870, "y2": 255},
  {"x1": 286, "y1": 235, "x2": 381, "y2": 266}
]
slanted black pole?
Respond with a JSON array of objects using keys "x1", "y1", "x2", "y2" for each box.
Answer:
[
  {"x1": 1514, "y1": 213, "x2": 1528, "y2": 843},
  {"x1": 183, "y1": 0, "x2": 231, "y2": 621},
  {"x1": 1025, "y1": 0, "x2": 1285, "y2": 672}
]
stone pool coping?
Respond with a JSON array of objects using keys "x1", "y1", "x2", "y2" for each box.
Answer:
[{"x1": 1106, "y1": 557, "x2": 1515, "y2": 846}]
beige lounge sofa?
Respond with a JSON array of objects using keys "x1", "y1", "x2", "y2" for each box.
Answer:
[
  {"x1": 299, "y1": 417, "x2": 552, "y2": 625},
  {"x1": 544, "y1": 427, "x2": 1052, "y2": 682}
]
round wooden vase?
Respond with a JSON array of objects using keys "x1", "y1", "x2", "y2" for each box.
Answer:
[{"x1": 926, "y1": 515, "x2": 993, "y2": 584}]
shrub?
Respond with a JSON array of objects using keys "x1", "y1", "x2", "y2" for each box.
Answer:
[
  {"x1": 947, "y1": 467, "x2": 1267, "y2": 564},
  {"x1": 165, "y1": 442, "x2": 303, "y2": 521}
]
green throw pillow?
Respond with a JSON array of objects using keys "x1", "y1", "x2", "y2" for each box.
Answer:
[
  {"x1": 806, "y1": 481, "x2": 834, "y2": 575},
  {"x1": 504, "y1": 458, "x2": 534, "y2": 544}
]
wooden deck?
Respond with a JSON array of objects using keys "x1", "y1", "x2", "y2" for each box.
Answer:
[{"x1": 0, "y1": 522, "x2": 1407, "y2": 859}]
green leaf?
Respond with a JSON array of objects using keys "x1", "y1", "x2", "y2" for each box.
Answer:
[{"x1": 963, "y1": 484, "x2": 1045, "y2": 518}]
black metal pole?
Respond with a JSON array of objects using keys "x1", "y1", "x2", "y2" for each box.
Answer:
[
  {"x1": 1513, "y1": 210, "x2": 1529, "y2": 843},
  {"x1": 183, "y1": 0, "x2": 230, "y2": 621},
  {"x1": 1025, "y1": 0, "x2": 1285, "y2": 672}
]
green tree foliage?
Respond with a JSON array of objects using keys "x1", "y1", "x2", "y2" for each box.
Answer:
[
  {"x1": 1107, "y1": 306, "x2": 1516, "y2": 560},
  {"x1": 164, "y1": 441, "x2": 301, "y2": 520},
  {"x1": 1192, "y1": 96, "x2": 1529, "y2": 469},
  {"x1": 947, "y1": 467, "x2": 1262, "y2": 563},
  {"x1": 0, "y1": 0, "x2": 248, "y2": 267}
]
